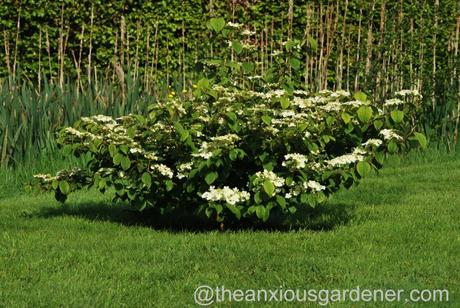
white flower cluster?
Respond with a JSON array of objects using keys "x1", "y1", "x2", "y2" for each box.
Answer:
[
  {"x1": 333, "y1": 90, "x2": 351, "y2": 97},
  {"x1": 384, "y1": 98, "x2": 404, "y2": 106},
  {"x1": 176, "y1": 162, "x2": 193, "y2": 179},
  {"x1": 282, "y1": 153, "x2": 309, "y2": 169},
  {"x1": 33, "y1": 173, "x2": 57, "y2": 183},
  {"x1": 293, "y1": 90, "x2": 309, "y2": 96},
  {"x1": 353, "y1": 148, "x2": 367, "y2": 155},
  {"x1": 380, "y1": 129, "x2": 403, "y2": 141},
  {"x1": 201, "y1": 186, "x2": 250, "y2": 205},
  {"x1": 193, "y1": 134, "x2": 240, "y2": 160},
  {"x1": 342, "y1": 100, "x2": 366, "y2": 108},
  {"x1": 320, "y1": 102, "x2": 342, "y2": 112},
  {"x1": 64, "y1": 127, "x2": 84, "y2": 138},
  {"x1": 254, "y1": 170, "x2": 285, "y2": 188},
  {"x1": 129, "y1": 147, "x2": 144, "y2": 154},
  {"x1": 125, "y1": 147, "x2": 158, "y2": 162},
  {"x1": 94, "y1": 114, "x2": 115, "y2": 122},
  {"x1": 144, "y1": 152, "x2": 159, "y2": 161},
  {"x1": 395, "y1": 89, "x2": 422, "y2": 98},
  {"x1": 326, "y1": 152, "x2": 365, "y2": 167},
  {"x1": 362, "y1": 139, "x2": 383, "y2": 147},
  {"x1": 304, "y1": 180, "x2": 326, "y2": 192},
  {"x1": 150, "y1": 164, "x2": 174, "y2": 178},
  {"x1": 248, "y1": 89, "x2": 286, "y2": 100},
  {"x1": 227, "y1": 22, "x2": 242, "y2": 28},
  {"x1": 241, "y1": 29, "x2": 256, "y2": 36}
]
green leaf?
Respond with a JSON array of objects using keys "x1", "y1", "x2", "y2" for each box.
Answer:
[
  {"x1": 390, "y1": 110, "x2": 405, "y2": 123},
  {"x1": 141, "y1": 172, "x2": 152, "y2": 188},
  {"x1": 285, "y1": 40, "x2": 296, "y2": 50},
  {"x1": 242, "y1": 62, "x2": 254, "y2": 73},
  {"x1": 261, "y1": 115, "x2": 272, "y2": 125},
  {"x1": 356, "y1": 161, "x2": 372, "y2": 177},
  {"x1": 205, "y1": 172, "x2": 218, "y2": 185},
  {"x1": 289, "y1": 57, "x2": 301, "y2": 70},
  {"x1": 227, "y1": 204, "x2": 241, "y2": 220},
  {"x1": 165, "y1": 180, "x2": 174, "y2": 191},
  {"x1": 308, "y1": 37, "x2": 318, "y2": 52},
  {"x1": 231, "y1": 40, "x2": 243, "y2": 55},
  {"x1": 210, "y1": 17, "x2": 225, "y2": 33},
  {"x1": 354, "y1": 91, "x2": 367, "y2": 102},
  {"x1": 357, "y1": 106, "x2": 373, "y2": 123},
  {"x1": 229, "y1": 149, "x2": 238, "y2": 161},
  {"x1": 413, "y1": 132, "x2": 428, "y2": 149},
  {"x1": 263, "y1": 180, "x2": 275, "y2": 197},
  {"x1": 108, "y1": 144, "x2": 117, "y2": 157},
  {"x1": 276, "y1": 195, "x2": 287, "y2": 209},
  {"x1": 375, "y1": 151, "x2": 385, "y2": 165},
  {"x1": 255, "y1": 206, "x2": 269, "y2": 221},
  {"x1": 374, "y1": 120, "x2": 383, "y2": 130},
  {"x1": 205, "y1": 207, "x2": 214, "y2": 218},
  {"x1": 51, "y1": 180, "x2": 59, "y2": 190},
  {"x1": 59, "y1": 181, "x2": 70, "y2": 195},
  {"x1": 388, "y1": 141, "x2": 398, "y2": 153},
  {"x1": 263, "y1": 162, "x2": 273, "y2": 171},
  {"x1": 226, "y1": 111, "x2": 237, "y2": 122},
  {"x1": 254, "y1": 192, "x2": 262, "y2": 204},
  {"x1": 121, "y1": 156, "x2": 131, "y2": 170},
  {"x1": 341, "y1": 112, "x2": 352, "y2": 124},
  {"x1": 113, "y1": 153, "x2": 123, "y2": 165},
  {"x1": 280, "y1": 97, "x2": 290, "y2": 109},
  {"x1": 197, "y1": 78, "x2": 210, "y2": 90},
  {"x1": 127, "y1": 127, "x2": 136, "y2": 138}
]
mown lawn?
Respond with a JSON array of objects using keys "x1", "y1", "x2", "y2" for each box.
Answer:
[{"x1": 0, "y1": 150, "x2": 459, "y2": 307}]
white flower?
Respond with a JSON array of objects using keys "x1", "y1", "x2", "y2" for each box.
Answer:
[
  {"x1": 150, "y1": 164, "x2": 174, "y2": 178},
  {"x1": 192, "y1": 151, "x2": 213, "y2": 159},
  {"x1": 384, "y1": 98, "x2": 404, "y2": 106},
  {"x1": 334, "y1": 90, "x2": 351, "y2": 97},
  {"x1": 241, "y1": 29, "x2": 256, "y2": 36},
  {"x1": 321, "y1": 102, "x2": 342, "y2": 112},
  {"x1": 362, "y1": 139, "x2": 383, "y2": 147},
  {"x1": 65, "y1": 127, "x2": 83, "y2": 137},
  {"x1": 201, "y1": 186, "x2": 250, "y2": 205},
  {"x1": 395, "y1": 89, "x2": 422, "y2": 98},
  {"x1": 353, "y1": 148, "x2": 367, "y2": 155},
  {"x1": 227, "y1": 22, "x2": 242, "y2": 28},
  {"x1": 326, "y1": 153, "x2": 365, "y2": 167},
  {"x1": 279, "y1": 110, "x2": 295, "y2": 118},
  {"x1": 342, "y1": 100, "x2": 365, "y2": 108},
  {"x1": 293, "y1": 90, "x2": 309, "y2": 96},
  {"x1": 129, "y1": 147, "x2": 144, "y2": 154},
  {"x1": 93, "y1": 114, "x2": 115, "y2": 123},
  {"x1": 254, "y1": 170, "x2": 284, "y2": 188},
  {"x1": 282, "y1": 153, "x2": 308, "y2": 169},
  {"x1": 177, "y1": 162, "x2": 193, "y2": 172},
  {"x1": 380, "y1": 129, "x2": 403, "y2": 141},
  {"x1": 144, "y1": 152, "x2": 159, "y2": 161},
  {"x1": 305, "y1": 180, "x2": 326, "y2": 192}
]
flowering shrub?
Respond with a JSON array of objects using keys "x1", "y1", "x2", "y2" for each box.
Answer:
[{"x1": 33, "y1": 85, "x2": 426, "y2": 224}]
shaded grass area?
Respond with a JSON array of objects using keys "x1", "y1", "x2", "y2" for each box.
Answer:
[{"x1": 0, "y1": 149, "x2": 459, "y2": 306}]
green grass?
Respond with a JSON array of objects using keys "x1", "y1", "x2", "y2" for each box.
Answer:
[{"x1": 0, "y1": 149, "x2": 459, "y2": 307}]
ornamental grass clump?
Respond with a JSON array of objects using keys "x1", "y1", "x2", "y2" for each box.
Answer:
[{"x1": 33, "y1": 83, "x2": 426, "y2": 224}]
